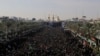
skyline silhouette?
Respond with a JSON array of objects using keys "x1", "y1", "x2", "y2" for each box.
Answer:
[{"x1": 0, "y1": 0, "x2": 100, "y2": 19}]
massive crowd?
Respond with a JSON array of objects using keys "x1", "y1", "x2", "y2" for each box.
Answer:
[{"x1": 0, "y1": 26, "x2": 95, "y2": 56}]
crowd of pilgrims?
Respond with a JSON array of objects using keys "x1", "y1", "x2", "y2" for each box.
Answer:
[{"x1": 0, "y1": 26, "x2": 96, "y2": 56}]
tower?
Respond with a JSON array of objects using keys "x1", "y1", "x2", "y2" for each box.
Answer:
[
  {"x1": 48, "y1": 15, "x2": 50, "y2": 22},
  {"x1": 57, "y1": 16, "x2": 60, "y2": 22},
  {"x1": 52, "y1": 15, "x2": 55, "y2": 22}
]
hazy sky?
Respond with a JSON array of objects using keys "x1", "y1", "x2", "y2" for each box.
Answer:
[{"x1": 0, "y1": 0, "x2": 100, "y2": 20}]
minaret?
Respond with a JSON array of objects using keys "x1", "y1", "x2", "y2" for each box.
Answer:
[
  {"x1": 48, "y1": 15, "x2": 50, "y2": 22},
  {"x1": 57, "y1": 16, "x2": 60, "y2": 22},
  {"x1": 52, "y1": 15, "x2": 55, "y2": 22}
]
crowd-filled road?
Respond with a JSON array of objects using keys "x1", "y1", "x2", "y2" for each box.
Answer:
[{"x1": 0, "y1": 26, "x2": 95, "y2": 56}]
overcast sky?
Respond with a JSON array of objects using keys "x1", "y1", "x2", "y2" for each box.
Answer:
[{"x1": 0, "y1": 0, "x2": 100, "y2": 20}]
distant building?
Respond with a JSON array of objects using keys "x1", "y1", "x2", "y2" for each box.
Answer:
[
  {"x1": 72, "y1": 17, "x2": 79, "y2": 22},
  {"x1": 0, "y1": 20, "x2": 1, "y2": 22},
  {"x1": 89, "y1": 19, "x2": 100, "y2": 24},
  {"x1": 96, "y1": 30, "x2": 100, "y2": 41},
  {"x1": 0, "y1": 17, "x2": 3, "y2": 23},
  {"x1": 79, "y1": 19, "x2": 87, "y2": 22},
  {"x1": 94, "y1": 20, "x2": 100, "y2": 23},
  {"x1": 32, "y1": 18, "x2": 36, "y2": 21},
  {"x1": 0, "y1": 18, "x2": 2, "y2": 23},
  {"x1": 61, "y1": 21, "x2": 65, "y2": 28}
]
